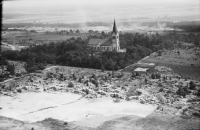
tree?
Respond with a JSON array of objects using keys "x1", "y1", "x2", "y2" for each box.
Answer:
[
  {"x1": 189, "y1": 81, "x2": 196, "y2": 90},
  {"x1": 101, "y1": 65, "x2": 105, "y2": 72},
  {"x1": 25, "y1": 58, "x2": 36, "y2": 73},
  {"x1": 76, "y1": 29, "x2": 80, "y2": 34},
  {"x1": 0, "y1": 56, "x2": 8, "y2": 66},
  {"x1": 7, "y1": 64, "x2": 15, "y2": 75}
]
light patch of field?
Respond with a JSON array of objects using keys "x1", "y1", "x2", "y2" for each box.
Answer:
[
  {"x1": 30, "y1": 34, "x2": 79, "y2": 41},
  {"x1": 0, "y1": 92, "x2": 156, "y2": 128},
  {"x1": 1, "y1": 45, "x2": 12, "y2": 52},
  {"x1": 2, "y1": 31, "x2": 80, "y2": 45}
]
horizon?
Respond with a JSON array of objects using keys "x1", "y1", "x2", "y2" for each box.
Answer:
[{"x1": 2, "y1": 0, "x2": 200, "y2": 23}]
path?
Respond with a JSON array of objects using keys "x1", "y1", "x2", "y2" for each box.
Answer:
[
  {"x1": 118, "y1": 52, "x2": 156, "y2": 72},
  {"x1": 1, "y1": 42, "x2": 16, "y2": 50}
]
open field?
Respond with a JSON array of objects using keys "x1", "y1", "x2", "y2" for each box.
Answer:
[
  {"x1": 0, "y1": 92, "x2": 156, "y2": 128},
  {"x1": 28, "y1": 34, "x2": 79, "y2": 41},
  {"x1": 2, "y1": 31, "x2": 80, "y2": 41},
  {"x1": 141, "y1": 48, "x2": 200, "y2": 80},
  {"x1": 124, "y1": 48, "x2": 200, "y2": 80}
]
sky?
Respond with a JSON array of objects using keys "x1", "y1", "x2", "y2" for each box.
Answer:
[{"x1": 2, "y1": 0, "x2": 200, "y2": 23}]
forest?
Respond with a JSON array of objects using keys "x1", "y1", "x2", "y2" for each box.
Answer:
[{"x1": 1, "y1": 32, "x2": 200, "y2": 73}]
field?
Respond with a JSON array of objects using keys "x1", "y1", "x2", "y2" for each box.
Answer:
[
  {"x1": 28, "y1": 34, "x2": 79, "y2": 41},
  {"x1": 1, "y1": 45, "x2": 12, "y2": 52},
  {"x1": 141, "y1": 48, "x2": 200, "y2": 80},
  {"x1": 2, "y1": 31, "x2": 80, "y2": 41}
]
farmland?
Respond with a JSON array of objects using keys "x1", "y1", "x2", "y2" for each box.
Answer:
[{"x1": 141, "y1": 48, "x2": 200, "y2": 80}]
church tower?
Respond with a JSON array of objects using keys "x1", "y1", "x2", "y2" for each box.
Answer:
[{"x1": 111, "y1": 19, "x2": 120, "y2": 52}]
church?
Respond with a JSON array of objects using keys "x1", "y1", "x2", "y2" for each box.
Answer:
[{"x1": 88, "y1": 19, "x2": 121, "y2": 52}]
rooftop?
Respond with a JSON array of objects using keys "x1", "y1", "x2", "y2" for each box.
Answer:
[{"x1": 88, "y1": 38, "x2": 113, "y2": 46}]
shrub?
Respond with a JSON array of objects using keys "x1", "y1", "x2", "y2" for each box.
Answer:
[
  {"x1": 7, "y1": 64, "x2": 15, "y2": 75},
  {"x1": 156, "y1": 73, "x2": 161, "y2": 79},
  {"x1": 91, "y1": 79, "x2": 98, "y2": 87},
  {"x1": 176, "y1": 86, "x2": 188, "y2": 97},
  {"x1": 189, "y1": 81, "x2": 196, "y2": 90},
  {"x1": 151, "y1": 73, "x2": 156, "y2": 79},
  {"x1": 136, "y1": 72, "x2": 140, "y2": 76},
  {"x1": 68, "y1": 81, "x2": 74, "y2": 88}
]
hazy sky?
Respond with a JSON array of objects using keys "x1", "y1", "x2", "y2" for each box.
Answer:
[{"x1": 2, "y1": 0, "x2": 200, "y2": 23}]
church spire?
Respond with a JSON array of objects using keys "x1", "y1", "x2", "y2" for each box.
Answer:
[{"x1": 112, "y1": 19, "x2": 118, "y2": 34}]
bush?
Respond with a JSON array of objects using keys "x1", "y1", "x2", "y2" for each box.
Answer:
[
  {"x1": 132, "y1": 72, "x2": 136, "y2": 78},
  {"x1": 68, "y1": 81, "x2": 74, "y2": 88},
  {"x1": 37, "y1": 63, "x2": 46, "y2": 70},
  {"x1": 176, "y1": 86, "x2": 188, "y2": 97},
  {"x1": 151, "y1": 73, "x2": 156, "y2": 79},
  {"x1": 7, "y1": 64, "x2": 15, "y2": 75},
  {"x1": 189, "y1": 81, "x2": 196, "y2": 90},
  {"x1": 136, "y1": 72, "x2": 140, "y2": 76},
  {"x1": 197, "y1": 89, "x2": 200, "y2": 97},
  {"x1": 91, "y1": 79, "x2": 99, "y2": 87},
  {"x1": 0, "y1": 56, "x2": 8, "y2": 65},
  {"x1": 156, "y1": 73, "x2": 161, "y2": 79}
]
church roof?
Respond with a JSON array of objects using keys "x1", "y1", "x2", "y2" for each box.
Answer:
[
  {"x1": 101, "y1": 39, "x2": 113, "y2": 46},
  {"x1": 88, "y1": 38, "x2": 107, "y2": 45},
  {"x1": 112, "y1": 19, "x2": 118, "y2": 34},
  {"x1": 88, "y1": 38, "x2": 113, "y2": 47}
]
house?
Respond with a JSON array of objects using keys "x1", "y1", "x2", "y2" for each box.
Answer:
[{"x1": 88, "y1": 19, "x2": 121, "y2": 52}]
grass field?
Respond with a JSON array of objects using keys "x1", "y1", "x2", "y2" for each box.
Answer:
[
  {"x1": 2, "y1": 31, "x2": 80, "y2": 41},
  {"x1": 29, "y1": 34, "x2": 79, "y2": 41},
  {"x1": 141, "y1": 48, "x2": 200, "y2": 80}
]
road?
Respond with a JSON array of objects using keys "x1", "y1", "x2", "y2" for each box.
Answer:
[{"x1": 118, "y1": 52, "x2": 156, "y2": 72}]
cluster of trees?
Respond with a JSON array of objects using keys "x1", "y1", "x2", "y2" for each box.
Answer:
[
  {"x1": 0, "y1": 57, "x2": 15, "y2": 81},
  {"x1": 44, "y1": 29, "x2": 80, "y2": 35},
  {"x1": 120, "y1": 32, "x2": 200, "y2": 48},
  {"x1": 165, "y1": 21, "x2": 200, "y2": 32}
]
